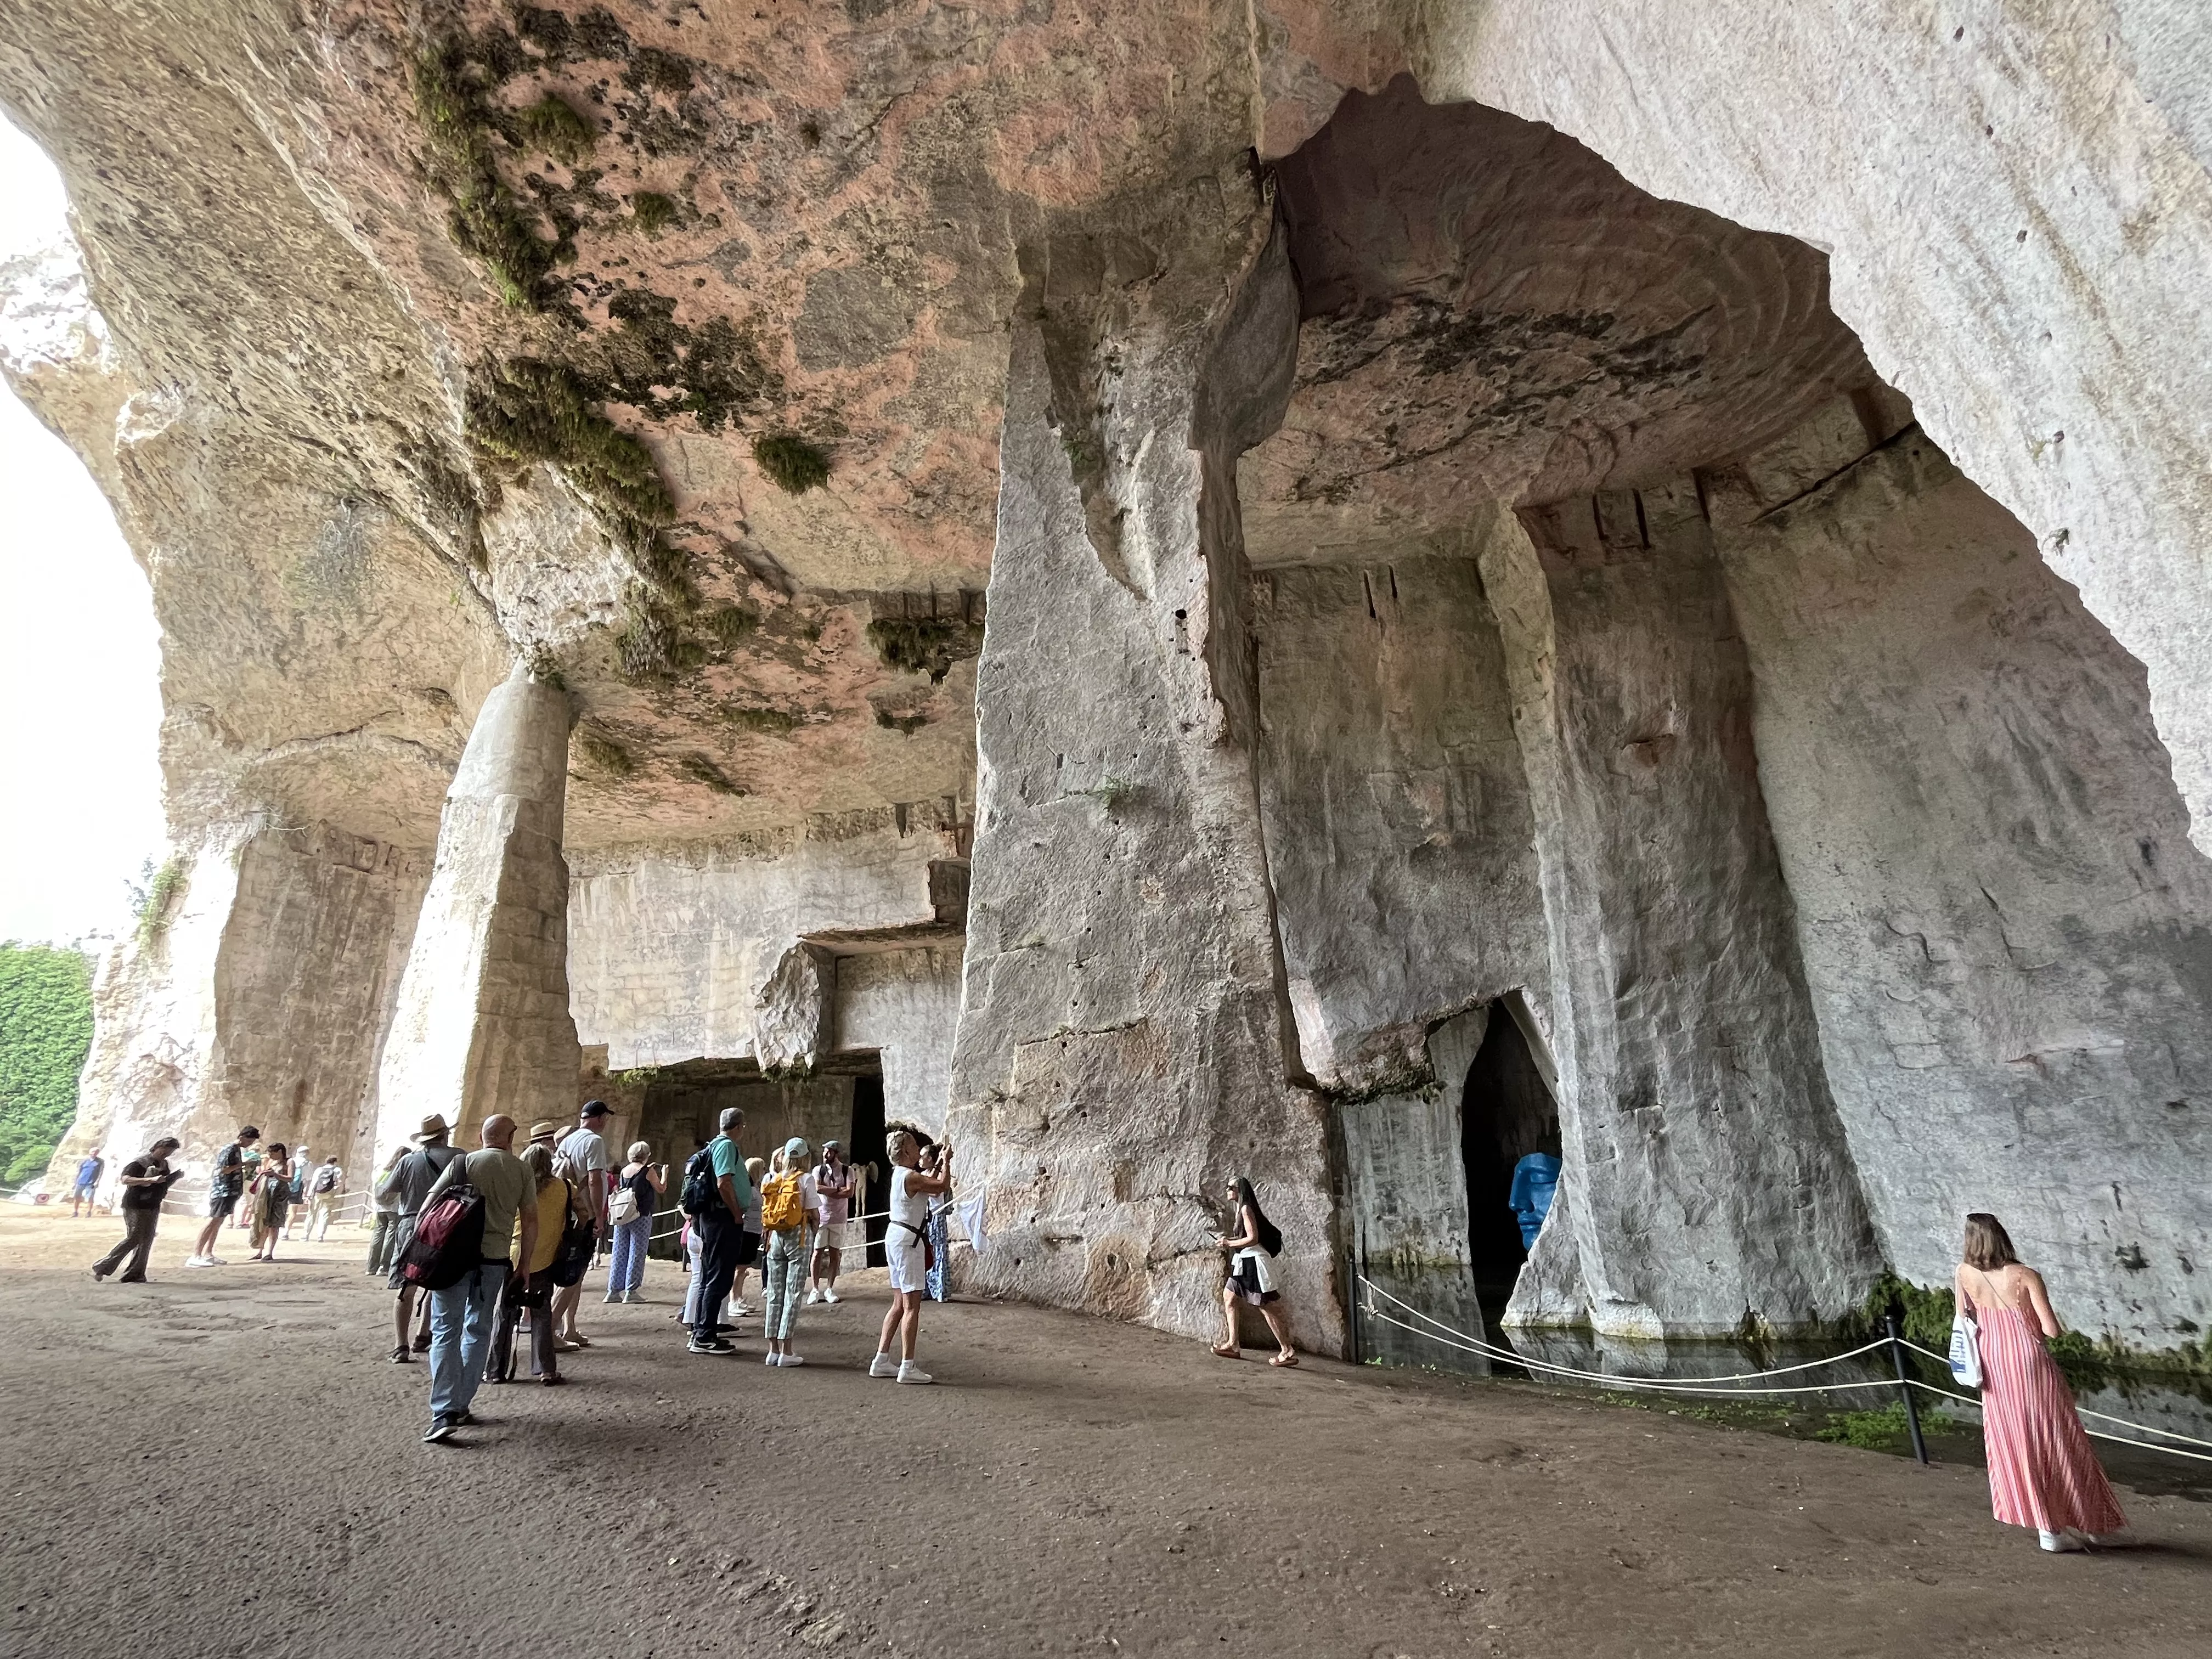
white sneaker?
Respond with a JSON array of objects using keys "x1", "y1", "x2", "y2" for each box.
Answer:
[
  {"x1": 2039, "y1": 1529, "x2": 2086, "y2": 1553},
  {"x1": 765, "y1": 1352, "x2": 781, "y2": 1367},
  {"x1": 896, "y1": 1362, "x2": 934, "y2": 1385},
  {"x1": 823, "y1": 1288, "x2": 839, "y2": 1304},
  {"x1": 868, "y1": 1352, "x2": 899, "y2": 1378},
  {"x1": 780, "y1": 1353, "x2": 806, "y2": 1367},
  {"x1": 732, "y1": 1302, "x2": 756, "y2": 1317},
  {"x1": 804, "y1": 1289, "x2": 822, "y2": 1305}
]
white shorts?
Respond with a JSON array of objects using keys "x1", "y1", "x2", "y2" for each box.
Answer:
[{"x1": 887, "y1": 1233, "x2": 927, "y2": 1294}]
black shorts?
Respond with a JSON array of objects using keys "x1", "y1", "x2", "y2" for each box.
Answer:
[
  {"x1": 735, "y1": 1229, "x2": 760, "y2": 1267},
  {"x1": 209, "y1": 1189, "x2": 240, "y2": 1219}
]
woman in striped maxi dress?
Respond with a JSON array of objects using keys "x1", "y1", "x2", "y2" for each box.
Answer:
[{"x1": 1954, "y1": 1212, "x2": 2129, "y2": 1553}]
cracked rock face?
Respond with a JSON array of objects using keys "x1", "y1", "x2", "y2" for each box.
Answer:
[{"x1": 5, "y1": 3, "x2": 2210, "y2": 1353}]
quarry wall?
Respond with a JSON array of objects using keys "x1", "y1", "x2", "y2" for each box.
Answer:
[
  {"x1": 4, "y1": 2, "x2": 2208, "y2": 1363},
  {"x1": 1712, "y1": 415, "x2": 2212, "y2": 1350}
]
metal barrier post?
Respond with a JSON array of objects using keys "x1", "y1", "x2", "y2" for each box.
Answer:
[
  {"x1": 1885, "y1": 1301, "x2": 1929, "y2": 1465},
  {"x1": 1352, "y1": 1242, "x2": 1367, "y2": 1365}
]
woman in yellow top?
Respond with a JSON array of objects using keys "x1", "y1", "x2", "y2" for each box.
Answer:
[{"x1": 492, "y1": 1142, "x2": 576, "y2": 1386}]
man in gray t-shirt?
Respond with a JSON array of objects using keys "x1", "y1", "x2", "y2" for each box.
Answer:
[
  {"x1": 550, "y1": 1100, "x2": 614, "y2": 1346},
  {"x1": 387, "y1": 1114, "x2": 464, "y2": 1363},
  {"x1": 418, "y1": 1115, "x2": 535, "y2": 1444}
]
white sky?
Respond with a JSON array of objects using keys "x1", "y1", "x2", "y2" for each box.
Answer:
[{"x1": 0, "y1": 116, "x2": 165, "y2": 947}]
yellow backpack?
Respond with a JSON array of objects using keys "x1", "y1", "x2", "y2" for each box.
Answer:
[{"x1": 760, "y1": 1170, "x2": 806, "y2": 1233}]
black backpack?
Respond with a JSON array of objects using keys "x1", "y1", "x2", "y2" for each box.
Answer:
[
  {"x1": 548, "y1": 1184, "x2": 597, "y2": 1286},
  {"x1": 400, "y1": 1180, "x2": 488, "y2": 1290},
  {"x1": 678, "y1": 1144, "x2": 721, "y2": 1217}
]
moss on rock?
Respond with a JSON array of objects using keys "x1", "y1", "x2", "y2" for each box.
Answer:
[
  {"x1": 573, "y1": 725, "x2": 634, "y2": 777},
  {"x1": 469, "y1": 358, "x2": 674, "y2": 531},
  {"x1": 866, "y1": 616, "x2": 985, "y2": 682},
  {"x1": 630, "y1": 190, "x2": 680, "y2": 234},
  {"x1": 413, "y1": 41, "x2": 558, "y2": 310},
  {"x1": 679, "y1": 753, "x2": 746, "y2": 795},
  {"x1": 752, "y1": 431, "x2": 832, "y2": 494},
  {"x1": 510, "y1": 93, "x2": 596, "y2": 165},
  {"x1": 704, "y1": 605, "x2": 759, "y2": 646},
  {"x1": 725, "y1": 706, "x2": 800, "y2": 735}
]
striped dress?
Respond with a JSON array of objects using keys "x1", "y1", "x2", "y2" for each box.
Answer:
[{"x1": 1968, "y1": 1285, "x2": 2126, "y2": 1536}]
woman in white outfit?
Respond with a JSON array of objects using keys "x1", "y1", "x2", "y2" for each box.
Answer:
[
  {"x1": 870, "y1": 1127, "x2": 952, "y2": 1384},
  {"x1": 1212, "y1": 1176, "x2": 1297, "y2": 1367}
]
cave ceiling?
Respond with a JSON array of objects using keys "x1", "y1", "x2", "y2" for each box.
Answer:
[
  {"x1": 1243, "y1": 76, "x2": 1884, "y2": 568},
  {"x1": 0, "y1": 5, "x2": 1887, "y2": 852}
]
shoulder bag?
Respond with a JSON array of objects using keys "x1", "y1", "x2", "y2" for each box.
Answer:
[{"x1": 1948, "y1": 1277, "x2": 1984, "y2": 1390}]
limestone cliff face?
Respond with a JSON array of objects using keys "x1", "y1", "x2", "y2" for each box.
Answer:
[{"x1": 3, "y1": 3, "x2": 2208, "y2": 1353}]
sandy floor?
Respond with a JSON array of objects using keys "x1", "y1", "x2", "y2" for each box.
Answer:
[{"x1": 4, "y1": 1205, "x2": 2207, "y2": 1658}]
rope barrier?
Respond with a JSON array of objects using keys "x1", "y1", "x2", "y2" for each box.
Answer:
[
  {"x1": 1358, "y1": 1276, "x2": 2212, "y2": 1465},
  {"x1": 1361, "y1": 1277, "x2": 1896, "y2": 1390},
  {"x1": 1898, "y1": 1338, "x2": 2212, "y2": 1453},
  {"x1": 1898, "y1": 1376, "x2": 2212, "y2": 1466},
  {"x1": 1359, "y1": 1304, "x2": 1907, "y2": 1397}
]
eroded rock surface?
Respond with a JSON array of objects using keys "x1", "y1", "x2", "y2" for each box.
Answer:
[{"x1": 5, "y1": 3, "x2": 2209, "y2": 1355}]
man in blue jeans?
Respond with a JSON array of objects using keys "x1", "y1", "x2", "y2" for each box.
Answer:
[{"x1": 417, "y1": 1113, "x2": 536, "y2": 1444}]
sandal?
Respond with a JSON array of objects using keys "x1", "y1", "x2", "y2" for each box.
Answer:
[
  {"x1": 388, "y1": 1345, "x2": 410, "y2": 1364},
  {"x1": 1269, "y1": 1352, "x2": 1299, "y2": 1368},
  {"x1": 1211, "y1": 1343, "x2": 1240, "y2": 1359}
]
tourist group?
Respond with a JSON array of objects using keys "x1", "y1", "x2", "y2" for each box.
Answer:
[{"x1": 83, "y1": 1116, "x2": 2130, "y2": 1555}]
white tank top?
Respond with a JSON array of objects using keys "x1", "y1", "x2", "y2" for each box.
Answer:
[{"x1": 889, "y1": 1166, "x2": 928, "y2": 1234}]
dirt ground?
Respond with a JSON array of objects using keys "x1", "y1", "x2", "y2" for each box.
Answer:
[{"x1": 2, "y1": 1206, "x2": 2206, "y2": 1659}]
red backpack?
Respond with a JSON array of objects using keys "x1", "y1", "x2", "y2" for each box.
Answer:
[{"x1": 400, "y1": 1180, "x2": 488, "y2": 1290}]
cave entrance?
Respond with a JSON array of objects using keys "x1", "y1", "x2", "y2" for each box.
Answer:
[
  {"x1": 849, "y1": 1070, "x2": 888, "y2": 1268},
  {"x1": 632, "y1": 1055, "x2": 885, "y2": 1261},
  {"x1": 1459, "y1": 1005, "x2": 1561, "y2": 1327}
]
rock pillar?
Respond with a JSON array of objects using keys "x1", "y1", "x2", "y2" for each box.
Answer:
[
  {"x1": 946, "y1": 190, "x2": 1342, "y2": 1351},
  {"x1": 44, "y1": 821, "x2": 431, "y2": 1205},
  {"x1": 1486, "y1": 485, "x2": 1881, "y2": 1337},
  {"x1": 373, "y1": 665, "x2": 580, "y2": 1151}
]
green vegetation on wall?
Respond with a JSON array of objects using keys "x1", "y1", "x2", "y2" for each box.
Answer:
[
  {"x1": 704, "y1": 605, "x2": 759, "y2": 646},
  {"x1": 752, "y1": 432, "x2": 831, "y2": 494},
  {"x1": 412, "y1": 42, "x2": 561, "y2": 311},
  {"x1": 134, "y1": 856, "x2": 188, "y2": 946},
  {"x1": 469, "y1": 358, "x2": 675, "y2": 532},
  {"x1": 414, "y1": 22, "x2": 826, "y2": 686},
  {"x1": 1858, "y1": 1271, "x2": 2212, "y2": 1379},
  {"x1": 572, "y1": 726, "x2": 634, "y2": 778},
  {"x1": 680, "y1": 753, "x2": 746, "y2": 796},
  {"x1": 866, "y1": 616, "x2": 985, "y2": 682},
  {"x1": 0, "y1": 944, "x2": 94, "y2": 1186}
]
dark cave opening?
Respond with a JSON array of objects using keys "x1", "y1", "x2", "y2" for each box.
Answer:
[{"x1": 1460, "y1": 1005, "x2": 1561, "y2": 1322}]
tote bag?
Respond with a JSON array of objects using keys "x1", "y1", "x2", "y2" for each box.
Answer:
[
  {"x1": 1948, "y1": 1305, "x2": 1984, "y2": 1389},
  {"x1": 606, "y1": 1182, "x2": 640, "y2": 1227}
]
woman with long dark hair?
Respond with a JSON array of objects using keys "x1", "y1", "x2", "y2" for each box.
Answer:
[
  {"x1": 1955, "y1": 1211, "x2": 2129, "y2": 1551},
  {"x1": 1212, "y1": 1177, "x2": 1296, "y2": 1367},
  {"x1": 248, "y1": 1144, "x2": 292, "y2": 1262}
]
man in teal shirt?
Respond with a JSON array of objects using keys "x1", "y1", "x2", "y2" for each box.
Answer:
[{"x1": 689, "y1": 1107, "x2": 752, "y2": 1355}]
